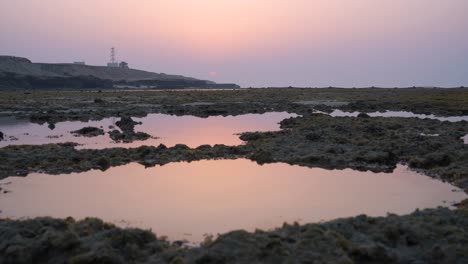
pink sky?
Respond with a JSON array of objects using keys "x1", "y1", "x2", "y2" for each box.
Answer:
[{"x1": 1, "y1": 0, "x2": 467, "y2": 87}]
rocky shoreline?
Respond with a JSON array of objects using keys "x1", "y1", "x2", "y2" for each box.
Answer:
[
  {"x1": 1, "y1": 113, "x2": 466, "y2": 193},
  {"x1": 1, "y1": 203, "x2": 468, "y2": 264},
  {"x1": 1, "y1": 88, "x2": 468, "y2": 263},
  {"x1": 1, "y1": 88, "x2": 467, "y2": 124}
]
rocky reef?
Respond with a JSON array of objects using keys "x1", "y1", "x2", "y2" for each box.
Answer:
[
  {"x1": 242, "y1": 114, "x2": 468, "y2": 191},
  {"x1": 71, "y1": 127, "x2": 105, "y2": 137},
  {"x1": 1, "y1": 113, "x2": 467, "y2": 193},
  {"x1": 0, "y1": 143, "x2": 248, "y2": 177},
  {"x1": 2, "y1": 88, "x2": 466, "y2": 120},
  {"x1": 1, "y1": 88, "x2": 468, "y2": 263},
  {"x1": 1, "y1": 204, "x2": 468, "y2": 263},
  {"x1": 108, "y1": 117, "x2": 151, "y2": 143}
]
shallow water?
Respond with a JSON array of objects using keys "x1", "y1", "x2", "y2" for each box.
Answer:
[
  {"x1": 0, "y1": 159, "x2": 465, "y2": 244},
  {"x1": 326, "y1": 110, "x2": 468, "y2": 143},
  {"x1": 0, "y1": 112, "x2": 295, "y2": 149},
  {"x1": 328, "y1": 110, "x2": 468, "y2": 122}
]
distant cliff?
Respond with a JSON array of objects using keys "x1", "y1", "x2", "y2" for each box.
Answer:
[{"x1": 0, "y1": 56, "x2": 240, "y2": 89}]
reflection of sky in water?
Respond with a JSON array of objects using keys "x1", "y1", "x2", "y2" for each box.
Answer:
[
  {"x1": 329, "y1": 110, "x2": 468, "y2": 122},
  {"x1": 0, "y1": 112, "x2": 296, "y2": 149},
  {"x1": 326, "y1": 110, "x2": 468, "y2": 144},
  {"x1": 1, "y1": 110, "x2": 466, "y2": 148},
  {"x1": 0, "y1": 159, "x2": 465, "y2": 244}
]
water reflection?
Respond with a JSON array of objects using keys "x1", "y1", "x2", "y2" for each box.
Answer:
[
  {"x1": 325, "y1": 110, "x2": 468, "y2": 144},
  {"x1": 328, "y1": 110, "x2": 468, "y2": 122},
  {"x1": 0, "y1": 112, "x2": 295, "y2": 149},
  {"x1": 0, "y1": 159, "x2": 465, "y2": 243}
]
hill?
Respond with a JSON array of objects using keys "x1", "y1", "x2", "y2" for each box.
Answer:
[{"x1": 0, "y1": 56, "x2": 239, "y2": 89}]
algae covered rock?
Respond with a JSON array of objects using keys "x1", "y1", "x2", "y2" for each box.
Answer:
[
  {"x1": 96, "y1": 156, "x2": 111, "y2": 171},
  {"x1": 250, "y1": 149, "x2": 274, "y2": 164},
  {"x1": 357, "y1": 112, "x2": 371, "y2": 118},
  {"x1": 72, "y1": 127, "x2": 105, "y2": 137},
  {"x1": 115, "y1": 116, "x2": 140, "y2": 133},
  {"x1": 0, "y1": 217, "x2": 173, "y2": 264},
  {"x1": 108, "y1": 116, "x2": 151, "y2": 143}
]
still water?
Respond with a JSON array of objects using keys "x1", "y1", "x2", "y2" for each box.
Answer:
[
  {"x1": 0, "y1": 112, "x2": 295, "y2": 149},
  {"x1": 328, "y1": 110, "x2": 468, "y2": 122},
  {"x1": 326, "y1": 110, "x2": 468, "y2": 143},
  {"x1": 0, "y1": 159, "x2": 465, "y2": 244}
]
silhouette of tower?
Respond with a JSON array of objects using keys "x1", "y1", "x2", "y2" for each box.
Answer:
[
  {"x1": 107, "y1": 47, "x2": 119, "y2": 67},
  {"x1": 111, "y1": 47, "x2": 116, "y2": 63}
]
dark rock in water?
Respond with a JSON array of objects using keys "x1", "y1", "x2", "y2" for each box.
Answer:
[
  {"x1": 58, "y1": 142, "x2": 80, "y2": 148},
  {"x1": 239, "y1": 133, "x2": 261, "y2": 141},
  {"x1": 94, "y1": 98, "x2": 105, "y2": 104},
  {"x1": 173, "y1": 144, "x2": 190, "y2": 151},
  {"x1": 48, "y1": 123, "x2": 56, "y2": 130},
  {"x1": 108, "y1": 129, "x2": 125, "y2": 141},
  {"x1": 134, "y1": 132, "x2": 151, "y2": 141},
  {"x1": 157, "y1": 144, "x2": 167, "y2": 150},
  {"x1": 29, "y1": 113, "x2": 52, "y2": 124},
  {"x1": 108, "y1": 130, "x2": 151, "y2": 143},
  {"x1": 358, "y1": 113, "x2": 371, "y2": 118},
  {"x1": 96, "y1": 156, "x2": 111, "y2": 171},
  {"x1": 0, "y1": 131, "x2": 4, "y2": 141},
  {"x1": 108, "y1": 117, "x2": 150, "y2": 143},
  {"x1": 251, "y1": 149, "x2": 274, "y2": 164},
  {"x1": 71, "y1": 127, "x2": 105, "y2": 137},
  {"x1": 115, "y1": 116, "x2": 140, "y2": 134},
  {"x1": 196, "y1": 144, "x2": 212, "y2": 151}
]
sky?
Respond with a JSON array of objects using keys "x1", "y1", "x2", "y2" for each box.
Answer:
[{"x1": 1, "y1": 0, "x2": 467, "y2": 87}]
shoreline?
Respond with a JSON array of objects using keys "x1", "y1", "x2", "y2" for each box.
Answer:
[
  {"x1": 1, "y1": 204, "x2": 468, "y2": 263},
  {"x1": 1, "y1": 88, "x2": 468, "y2": 263}
]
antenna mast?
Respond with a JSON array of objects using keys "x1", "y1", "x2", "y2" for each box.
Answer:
[{"x1": 110, "y1": 47, "x2": 116, "y2": 64}]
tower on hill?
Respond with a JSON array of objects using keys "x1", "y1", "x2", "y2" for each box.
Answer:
[{"x1": 107, "y1": 47, "x2": 119, "y2": 67}]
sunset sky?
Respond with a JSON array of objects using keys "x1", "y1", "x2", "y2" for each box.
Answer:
[{"x1": 1, "y1": 0, "x2": 467, "y2": 87}]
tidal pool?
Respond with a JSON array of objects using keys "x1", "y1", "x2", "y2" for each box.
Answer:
[
  {"x1": 0, "y1": 159, "x2": 465, "y2": 244},
  {"x1": 328, "y1": 110, "x2": 468, "y2": 122},
  {"x1": 0, "y1": 112, "x2": 295, "y2": 149},
  {"x1": 324, "y1": 110, "x2": 468, "y2": 143}
]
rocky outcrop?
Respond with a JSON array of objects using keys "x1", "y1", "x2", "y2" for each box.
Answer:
[
  {"x1": 71, "y1": 127, "x2": 105, "y2": 137},
  {"x1": 1, "y1": 113, "x2": 467, "y2": 192},
  {"x1": 108, "y1": 117, "x2": 151, "y2": 143},
  {"x1": 116, "y1": 116, "x2": 140, "y2": 133},
  {"x1": 0, "y1": 143, "x2": 249, "y2": 178},
  {"x1": 1, "y1": 206, "x2": 468, "y2": 263}
]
